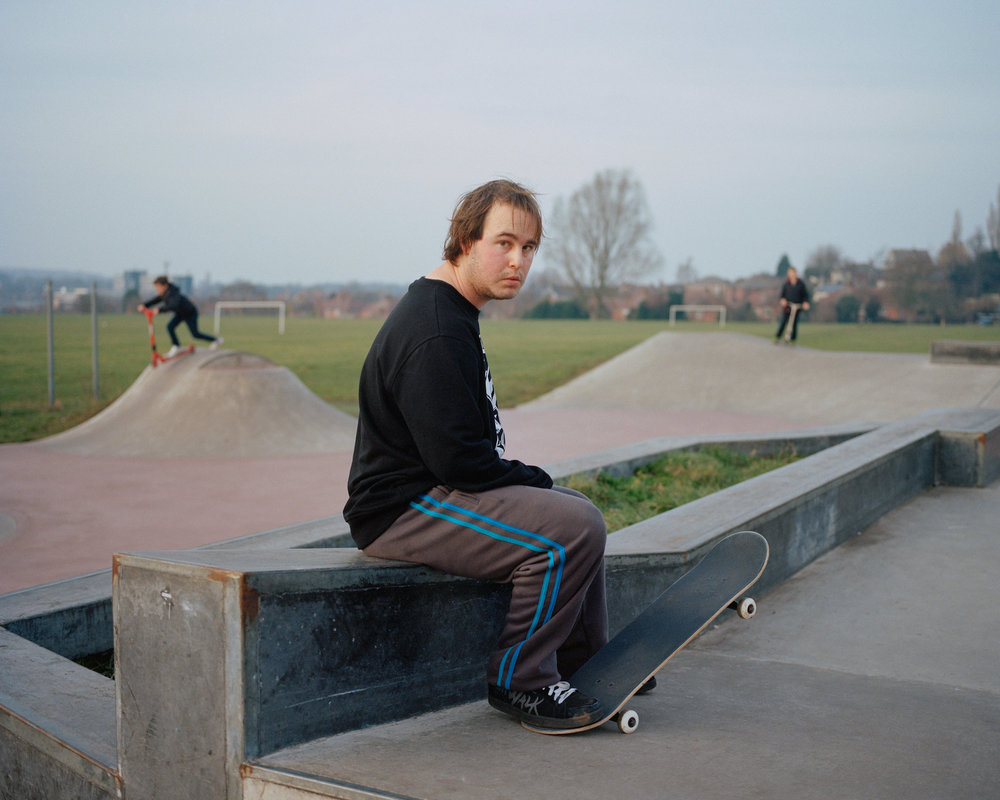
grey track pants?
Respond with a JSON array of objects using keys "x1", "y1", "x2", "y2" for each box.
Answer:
[{"x1": 363, "y1": 484, "x2": 609, "y2": 691}]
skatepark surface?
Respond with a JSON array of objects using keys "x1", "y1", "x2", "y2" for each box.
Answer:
[
  {"x1": 2, "y1": 330, "x2": 999, "y2": 798},
  {"x1": 2, "y1": 331, "x2": 1000, "y2": 593},
  {"x1": 250, "y1": 481, "x2": 1000, "y2": 800}
]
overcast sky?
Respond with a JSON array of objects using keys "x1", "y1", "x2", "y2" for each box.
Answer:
[{"x1": 2, "y1": 1, "x2": 998, "y2": 288}]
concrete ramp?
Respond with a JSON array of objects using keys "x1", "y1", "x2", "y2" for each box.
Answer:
[
  {"x1": 520, "y1": 332, "x2": 1000, "y2": 426},
  {"x1": 36, "y1": 350, "x2": 357, "y2": 457}
]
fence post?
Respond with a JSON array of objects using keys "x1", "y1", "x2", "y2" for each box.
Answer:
[
  {"x1": 46, "y1": 280, "x2": 55, "y2": 407},
  {"x1": 91, "y1": 282, "x2": 100, "y2": 400}
]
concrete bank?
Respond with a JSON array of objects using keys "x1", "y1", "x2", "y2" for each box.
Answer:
[{"x1": 930, "y1": 338, "x2": 1000, "y2": 365}]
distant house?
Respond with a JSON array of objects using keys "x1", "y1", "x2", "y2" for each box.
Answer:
[
  {"x1": 608, "y1": 284, "x2": 675, "y2": 320},
  {"x1": 812, "y1": 283, "x2": 846, "y2": 302},
  {"x1": 683, "y1": 276, "x2": 729, "y2": 305},
  {"x1": 726, "y1": 274, "x2": 783, "y2": 321},
  {"x1": 320, "y1": 292, "x2": 399, "y2": 319},
  {"x1": 52, "y1": 286, "x2": 90, "y2": 311}
]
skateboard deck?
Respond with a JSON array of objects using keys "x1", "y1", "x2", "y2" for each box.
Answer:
[{"x1": 522, "y1": 530, "x2": 769, "y2": 735}]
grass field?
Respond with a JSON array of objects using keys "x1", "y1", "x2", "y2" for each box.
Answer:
[{"x1": 1, "y1": 312, "x2": 998, "y2": 443}]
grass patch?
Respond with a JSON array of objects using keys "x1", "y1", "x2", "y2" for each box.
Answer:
[
  {"x1": 2, "y1": 313, "x2": 998, "y2": 443},
  {"x1": 0, "y1": 314, "x2": 661, "y2": 442},
  {"x1": 564, "y1": 446, "x2": 801, "y2": 532}
]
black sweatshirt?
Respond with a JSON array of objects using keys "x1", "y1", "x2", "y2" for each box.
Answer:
[
  {"x1": 142, "y1": 283, "x2": 197, "y2": 317},
  {"x1": 779, "y1": 279, "x2": 810, "y2": 306},
  {"x1": 343, "y1": 278, "x2": 552, "y2": 548}
]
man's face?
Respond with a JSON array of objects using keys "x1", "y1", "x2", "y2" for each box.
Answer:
[{"x1": 459, "y1": 202, "x2": 539, "y2": 308}]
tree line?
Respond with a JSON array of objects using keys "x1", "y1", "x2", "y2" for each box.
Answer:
[{"x1": 540, "y1": 170, "x2": 1000, "y2": 323}]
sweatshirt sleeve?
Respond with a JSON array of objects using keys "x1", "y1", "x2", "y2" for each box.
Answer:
[{"x1": 392, "y1": 335, "x2": 552, "y2": 491}]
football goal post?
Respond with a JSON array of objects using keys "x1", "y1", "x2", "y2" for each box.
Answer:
[
  {"x1": 668, "y1": 304, "x2": 727, "y2": 327},
  {"x1": 213, "y1": 301, "x2": 286, "y2": 334}
]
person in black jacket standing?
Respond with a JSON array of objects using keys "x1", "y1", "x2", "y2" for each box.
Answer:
[
  {"x1": 774, "y1": 267, "x2": 811, "y2": 343},
  {"x1": 344, "y1": 180, "x2": 609, "y2": 730},
  {"x1": 138, "y1": 276, "x2": 221, "y2": 356}
]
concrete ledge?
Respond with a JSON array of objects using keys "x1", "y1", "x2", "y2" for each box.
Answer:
[
  {"x1": 0, "y1": 572, "x2": 115, "y2": 661},
  {"x1": 935, "y1": 407, "x2": 1000, "y2": 487},
  {"x1": 0, "y1": 629, "x2": 119, "y2": 799},
  {"x1": 113, "y1": 550, "x2": 509, "y2": 798},
  {"x1": 930, "y1": 339, "x2": 1000, "y2": 365}
]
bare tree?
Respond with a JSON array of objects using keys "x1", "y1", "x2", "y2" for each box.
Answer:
[
  {"x1": 804, "y1": 245, "x2": 843, "y2": 283},
  {"x1": 966, "y1": 227, "x2": 987, "y2": 256},
  {"x1": 938, "y1": 210, "x2": 971, "y2": 267},
  {"x1": 885, "y1": 249, "x2": 953, "y2": 323},
  {"x1": 988, "y1": 185, "x2": 1000, "y2": 252},
  {"x1": 546, "y1": 169, "x2": 663, "y2": 318}
]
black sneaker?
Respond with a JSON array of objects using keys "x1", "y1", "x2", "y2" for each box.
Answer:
[
  {"x1": 636, "y1": 675, "x2": 657, "y2": 695},
  {"x1": 488, "y1": 681, "x2": 603, "y2": 729}
]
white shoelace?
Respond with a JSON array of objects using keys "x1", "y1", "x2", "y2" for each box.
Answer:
[{"x1": 545, "y1": 681, "x2": 578, "y2": 704}]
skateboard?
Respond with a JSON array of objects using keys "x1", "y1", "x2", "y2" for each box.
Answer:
[
  {"x1": 522, "y1": 530, "x2": 769, "y2": 735},
  {"x1": 143, "y1": 308, "x2": 194, "y2": 367}
]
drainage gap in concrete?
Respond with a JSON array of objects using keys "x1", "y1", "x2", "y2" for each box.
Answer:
[{"x1": 74, "y1": 648, "x2": 114, "y2": 678}]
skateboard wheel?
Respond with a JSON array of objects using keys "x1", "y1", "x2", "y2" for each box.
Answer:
[
  {"x1": 616, "y1": 709, "x2": 639, "y2": 734},
  {"x1": 729, "y1": 597, "x2": 757, "y2": 619}
]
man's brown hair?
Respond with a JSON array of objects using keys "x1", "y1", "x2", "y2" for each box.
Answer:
[{"x1": 443, "y1": 179, "x2": 542, "y2": 264}]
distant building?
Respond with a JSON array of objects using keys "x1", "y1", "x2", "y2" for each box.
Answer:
[
  {"x1": 114, "y1": 271, "x2": 155, "y2": 299},
  {"x1": 113, "y1": 271, "x2": 192, "y2": 300},
  {"x1": 52, "y1": 286, "x2": 90, "y2": 310},
  {"x1": 684, "y1": 276, "x2": 729, "y2": 304},
  {"x1": 320, "y1": 291, "x2": 399, "y2": 319},
  {"x1": 119, "y1": 270, "x2": 145, "y2": 294}
]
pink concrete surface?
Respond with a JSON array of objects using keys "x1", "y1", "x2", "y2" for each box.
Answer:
[
  {"x1": 0, "y1": 408, "x2": 801, "y2": 594},
  {"x1": 8, "y1": 330, "x2": 986, "y2": 595}
]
